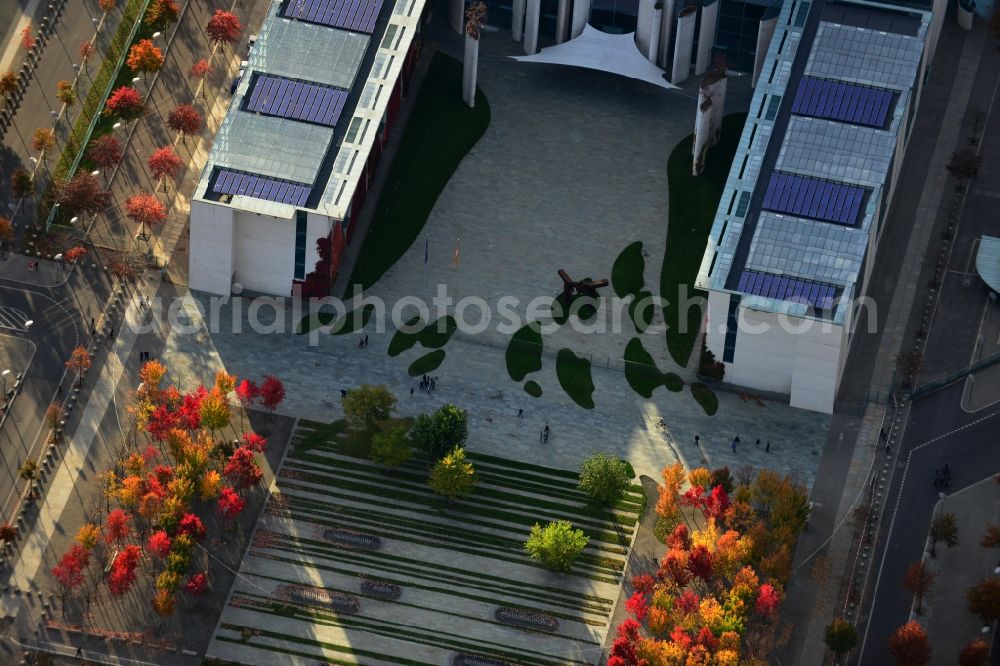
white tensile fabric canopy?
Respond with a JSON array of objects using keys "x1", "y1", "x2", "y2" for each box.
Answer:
[{"x1": 510, "y1": 25, "x2": 679, "y2": 91}]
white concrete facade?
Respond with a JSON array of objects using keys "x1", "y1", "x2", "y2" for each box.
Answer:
[
  {"x1": 671, "y1": 7, "x2": 696, "y2": 83},
  {"x1": 694, "y1": 0, "x2": 719, "y2": 75}
]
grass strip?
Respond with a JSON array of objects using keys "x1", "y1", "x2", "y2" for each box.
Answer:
[
  {"x1": 506, "y1": 322, "x2": 543, "y2": 382},
  {"x1": 346, "y1": 53, "x2": 491, "y2": 291},
  {"x1": 662, "y1": 113, "x2": 747, "y2": 365},
  {"x1": 691, "y1": 382, "x2": 719, "y2": 416},
  {"x1": 524, "y1": 380, "x2": 543, "y2": 397},
  {"x1": 611, "y1": 241, "x2": 645, "y2": 298},
  {"x1": 408, "y1": 349, "x2": 446, "y2": 376},
  {"x1": 556, "y1": 348, "x2": 595, "y2": 409}
]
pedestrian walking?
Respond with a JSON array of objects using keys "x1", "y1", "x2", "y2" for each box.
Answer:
[
  {"x1": 755, "y1": 438, "x2": 760, "y2": 447},
  {"x1": 430, "y1": 378, "x2": 436, "y2": 391},
  {"x1": 517, "y1": 408, "x2": 523, "y2": 418},
  {"x1": 364, "y1": 334, "x2": 369, "y2": 346},
  {"x1": 410, "y1": 387, "x2": 414, "y2": 396},
  {"x1": 885, "y1": 443, "x2": 891, "y2": 456},
  {"x1": 765, "y1": 441, "x2": 770, "y2": 453},
  {"x1": 75, "y1": 646, "x2": 83, "y2": 658},
  {"x1": 732, "y1": 440, "x2": 737, "y2": 453},
  {"x1": 544, "y1": 423, "x2": 550, "y2": 436},
  {"x1": 340, "y1": 389, "x2": 348, "y2": 398},
  {"x1": 90, "y1": 317, "x2": 95, "y2": 331},
  {"x1": 734, "y1": 433, "x2": 741, "y2": 445},
  {"x1": 694, "y1": 434, "x2": 700, "y2": 446},
  {"x1": 358, "y1": 337, "x2": 364, "y2": 348},
  {"x1": 543, "y1": 430, "x2": 549, "y2": 443}
]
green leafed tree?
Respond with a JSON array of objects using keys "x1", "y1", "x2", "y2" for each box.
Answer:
[
  {"x1": 371, "y1": 424, "x2": 412, "y2": 467},
  {"x1": 341, "y1": 384, "x2": 396, "y2": 432},
  {"x1": 428, "y1": 446, "x2": 476, "y2": 503},
  {"x1": 578, "y1": 452, "x2": 633, "y2": 504},
  {"x1": 524, "y1": 520, "x2": 589, "y2": 572},
  {"x1": 928, "y1": 512, "x2": 959, "y2": 558},
  {"x1": 824, "y1": 618, "x2": 858, "y2": 660},
  {"x1": 409, "y1": 403, "x2": 468, "y2": 460}
]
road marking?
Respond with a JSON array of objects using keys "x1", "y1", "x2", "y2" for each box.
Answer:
[
  {"x1": 0, "y1": 0, "x2": 43, "y2": 74},
  {"x1": 0, "y1": 306, "x2": 28, "y2": 331},
  {"x1": 911, "y1": 408, "x2": 1000, "y2": 452},
  {"x1": 973, "y1": 189, "x2": 1000, "y2": 199}
]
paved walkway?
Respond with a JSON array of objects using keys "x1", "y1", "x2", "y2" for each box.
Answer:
[
  {"x1": 359, "y1": 22, "x2": 751, "y2": 374},
  {"x1": 919, "y1": 478, "x2": 1000, "y2": 663},
  {"x1": 164, "y1": 291, "x2": 828, "y2": 487}
]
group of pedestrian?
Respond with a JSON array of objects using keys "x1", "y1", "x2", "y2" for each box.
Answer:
[
  {"x1": 418, "y1": 375, "x2": 437, "y2": 392},
  {"x1": 138, "y1": 351, "x2": 152, "y2": 362},
  {"x1": 25, "y1": 260, "x2": 40, "y2": 272},
  {"x1": 357, "y1": 334, "x2": 370, "y2": 348}
]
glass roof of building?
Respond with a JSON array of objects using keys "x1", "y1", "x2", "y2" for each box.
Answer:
[
  {"x1": 778, "y1": 116, "x2": 898, "y2": 187},
  {"x1": 746, "y1": 211, "x2": 869, "y2": 283},
  {"x1": 250, "y1": 14, "x2": 369, "y2": 89},
  {"x1": 699, "y1": 0, "x2": 930, "y2": 322},
  {"x1": 806, "y1": 22, "x2": 923, "y2": 90},
  {"x1": 209, "y1": 112, "x2": 332, "y2": 184}
]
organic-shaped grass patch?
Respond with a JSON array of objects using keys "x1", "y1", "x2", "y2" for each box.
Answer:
[
  {"x1": 296, "y1": 304, "x2": 375, "y2": 335},
  {"x1": 691, "y1": 382, "x2": 719, "y2": 416},
  {"x1": 624, "y1": 338, "x2": 664, "y2": 398},
  {"x1": 628, "y1": 289, "x2": 654, "y2": 333},
  {"x1": 662, "y1": 113, "x2": 746, "y2": 365},
  {"x1": 506, "y1": 322, "x2": 542, "y2": 381},
  {"x1": 556, "y1": 349, "x2": 595, "y2": 409},
  {"x1": 408, "y1": 350, "x2": 445, "y2": 377},
  {"x1": 388, "y1": 315, "x2": 457, "y2": 356},
  {"x1": 663, "y1": 372, "x2": 683, "y2": 392},
  {"x1": 524, "y1": 380, "x2": 543, "y2": 398},
  {"x1": 612, "y1": 241, "x2": 645, "y2": 298}
]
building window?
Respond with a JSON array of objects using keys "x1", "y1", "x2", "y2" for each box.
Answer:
[
  {"x1": 294, "y1": 211, "x2": 307, "y2": 280},
  {"x1": 723, "y1": 296, "x2": 741, "y2": 363}
]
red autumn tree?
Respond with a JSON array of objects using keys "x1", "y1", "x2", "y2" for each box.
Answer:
[
  {"x1": 966, "y1": 577, "x2": 1000, "y2": 624},
  {"x1": 32, "y1": 128, "x2": 55, "y2": 154},
  {"x1": 177, "y1": 513, "x2": 206, "y2": 541},
  {"x1": 218, "y1": 486, "x2": 245, "y2": 521},
  {"x1": 106, "y1": 86, "x2": 145, "y2": 121},
  {"x1": 902, "y1": 561, "x2": 935, "y2": 615},
  {"x1": 88, "y1": 134, "x2": 123, "y2": 172},
  {"x1": 99, "y1": 0, "x2": 117, "y2": 14},
  {"x1": 167, "y1": 103, "x2": 201, "y2": 144},
  {"x1": 0, "y1": 522, "x2": 17, "y2": 543},
  {"x1": 206, "y1": 10, "x2": 243, "y2": 51},
  {"x1": 242, "y1": 432, "x2": 267, "y2": 453},
  {"x1": 260, "y1": 375, "x2": 285, "y2": 417},
  {"x1": 145, "y1": 0, "x2": 180, "y2": 31},
  {"x1": 703, "y1": 485, "x2": 731, "y2": 521},
  {"x1": 108, "y1": 545, "x2": 142, "y2": 596},
  {"x1": 11, "y1": 168, "x2": 33, "y2": 199},
  {"x1": 79, "y1": 40, "x2": 95, "y2": 63},
  {"x1": 52, "y1": 544, "x2": 90, "y2": 602},
  {"x1": 624, "y1": 591, "x2": 649, "y2": 622},
  {"x1": 755, "y1": 583, "x2": 782, "y2": 619},
  {"x1": 147, "y1": 530, "x2": 171, "y2": 558},
  {"x1": 0, "y1": 71, "x2": 19, "y2": 107},
  {"x1": 959, "y1": 638, "x2": 990, "y2": 666},
  {"x1": 58, "y1": 172, "x2": 110, "y2": 216},
  {"x1": 63, "y1": 246, "x2": 87, "y2": 263},
  {"x1": 666, "y1": 523, "x2": 692, "y2": 551},
  {"x1": 104, "y1": 508, "x2": 130, "y2": 545},
  {"x1": 0, "y1": 218, "x2": 14, "y2": 248},
  {"x1": 148, "y1": 146, "x2": 183, "y2": 191},
  {"x1": 66, "y1": 346, "x2": 92, "y2": 386},
  {"x1": 224, "y1": 446, "x2": 263, "y2": 490},
  {"x1": 189, "y1": 58, "x2": 210, "y2": 98},
  {"x1": 889, "y1": 621, "x2": 931, "y2": 666},
  {"x1": 184, "y1": 572, "x2": 208, "y2": 597},
  {"x1": 687, "y1": 545, "x2": 714, "y2": 584},
  {"x1": 124, "y1": 192, "x2": 167, "y2": 238},
  {"x1": 20, "y1": 25, "x2": 36, "y2": 52},
  {"x1": 607, "y1": 618, "x2": 643, "y2": 666},
  {"x1": 126, "y1": 39, "x2": 164, "y2": 82}
]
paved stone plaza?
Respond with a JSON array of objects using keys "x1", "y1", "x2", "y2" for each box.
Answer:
[
  {"x1": 163, "y1": 288, "x2": 828, "y2": 488},
  {"x1": 362, "y1": 31, "x2": 752, "y2": 373}
]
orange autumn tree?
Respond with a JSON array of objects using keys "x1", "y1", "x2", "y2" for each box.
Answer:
[
  {"x1": 611, "y1": 465, "x2": 808, "y2": 664},
  {"x1": 66, "y1": 346, "x2": 92, "y2": 386},
  {"x1": 126, "y1": 39, "x2": 164, "y2": 83}
]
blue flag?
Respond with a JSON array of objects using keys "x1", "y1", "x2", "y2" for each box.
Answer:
[{"x1": 424, "y1": 236, "x2": 428, "y2": 265}]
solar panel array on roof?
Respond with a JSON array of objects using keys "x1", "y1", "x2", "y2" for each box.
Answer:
[
  {"x1": 284, "y1": 0, "x2": 384, "y2": 33},
  {"x1": 737, "y1": 270, "x2": 840, "y2": 311},
  {"x1": 791, "y1": 76, "x2": 896, "y2": 128},
  {"x1": 245, "y1": 74, "x2": 349, "y2": 127},
  {"x1": 213, "y1": 168, "x2": 311, "y2": 207},
  {"x1": 762, "y1": 172, "x2": 867, "y2": 225}
]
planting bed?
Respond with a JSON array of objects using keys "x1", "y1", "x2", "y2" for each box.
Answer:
[{"x1": 207, "y1": 419, "x2": 644, "y2": 665}]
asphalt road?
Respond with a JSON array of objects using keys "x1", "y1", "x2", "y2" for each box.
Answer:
[
  {"x1": 0, "y1": 261, "x2": 112, "y2": 523},
  {"x1": 859, "y1": 382, "x2": 1000, "y2": 663}
]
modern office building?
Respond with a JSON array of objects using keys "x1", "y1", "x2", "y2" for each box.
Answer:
[
  {"x1": 189, "y1": 0, "x2": 424, "y2": 296},
  {"x1": 695, "y1": 0, "x2": 944, "y2": 413}
]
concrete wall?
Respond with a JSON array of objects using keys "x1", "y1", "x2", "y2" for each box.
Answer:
[
  {"x1": 706, "y1": 290, "x2": 845, "y2": 413},
  {"x1": 232, "y1": 210, "x2": 296, "y2": 295},
  {"x1": 525, "y1": 0, "x2": 541, "y2": 53},
  {"x1": 636, "y1": 0, "x2": 656, "y2": 59},
  {"x1": 189, "y1": 199, "x2": 235, "y2": 296},
  {"x1": 671, "y1": 7, "x2": 696, "y2": 83},
  {"x1": 752, "y1": 14, "x2": 777, "y2": 88},
  {"x1": 657, "y1": 0, "x2": 675, "y2": 68},
  {"x1": 694, "y1": 0, "x2": 718, "y2": 75},
  {"x1": 571, "y1": 0, "x2": 590, "y2": 39}
]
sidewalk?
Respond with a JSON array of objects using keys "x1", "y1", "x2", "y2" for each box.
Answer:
[{"x1": 0, "y1": 253, "x2": 66, "y2": 287}]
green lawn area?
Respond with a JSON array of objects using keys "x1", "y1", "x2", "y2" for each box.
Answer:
[
  {"x1": 690, "y1": 382, "x2": 719, "y2": 416},
  {"x1": 524, "y1": 380, "x2": 543, "y2": 398},
  {"x1": 506, "y1": 322, "x2": 543, "y2": 381},
  {"x1": 623, "y1": 337, "x2": 684, "y2": 398},
  {"x1": 346, "y1": 54, "x2": 491, "y2": 292},
  {"x1": 388, "y1": 316, "x2": 458, "y2": 356},
  {"x1": 661, "y1": 113, "x2": 747, "y2": 366},
  {"x1": 556, "y1": 349, "x2": 595, "y2": 409},
  {"x1": 408, "y1": 350, "x2": 446, "y2": 376},
  {"x1": 611, "y1": 242, "x2": 645, "y2": 298}
]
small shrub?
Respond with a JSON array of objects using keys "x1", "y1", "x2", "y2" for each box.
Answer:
[{"x1": 524, "y1": 520, "x2": 589, "y2": 572}]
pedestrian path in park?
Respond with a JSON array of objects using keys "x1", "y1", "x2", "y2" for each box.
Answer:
[{"x1": 162, "y1": 292, "x2": 829, "y2": 487}]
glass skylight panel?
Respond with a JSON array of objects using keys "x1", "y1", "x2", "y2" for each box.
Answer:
[
  {"x1": 807, "y1": 23, "x2": 923, "y2": 90},
  {"x1": 256, "y1": 18, "x2": 368, "y2": 90}
]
